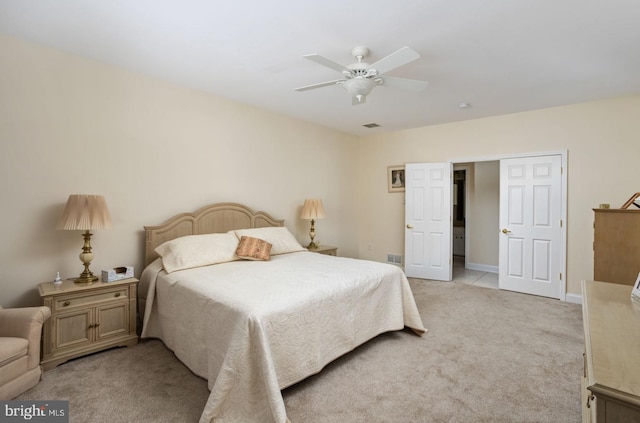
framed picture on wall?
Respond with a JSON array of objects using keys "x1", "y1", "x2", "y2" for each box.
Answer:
[{"x1": 388, "y1": 165, "x2": 405, "y2": 193}]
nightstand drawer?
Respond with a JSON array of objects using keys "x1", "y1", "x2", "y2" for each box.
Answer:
[{"x1": 53, "y1": 288, "x2": 128, "y2": 312}]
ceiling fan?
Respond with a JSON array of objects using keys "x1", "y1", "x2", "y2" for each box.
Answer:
[{"x1": 294, "y1": 46, "x2": 428, "y2": 105}]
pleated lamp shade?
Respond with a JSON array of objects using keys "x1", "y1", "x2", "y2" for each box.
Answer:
[
  {"x1": 300, "y1": 199, "x2": 326, "y2": 220},
  {"x1": 57, "y1": 195, "x2": 112, "y2": 230}
]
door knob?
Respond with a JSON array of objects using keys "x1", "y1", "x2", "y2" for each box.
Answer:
[
  {"x1": 407, "y1": 224, "x2": 414, "y2": 229},
  {"x1": 501, "y1": 228, "x2": 511, "y2": 234}
]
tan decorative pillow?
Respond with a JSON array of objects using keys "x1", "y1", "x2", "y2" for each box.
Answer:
[{"x1": 236, "y1": 236, "x2": 272, "y2": 261}]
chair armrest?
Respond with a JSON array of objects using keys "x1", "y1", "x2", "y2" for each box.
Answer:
[
  {"x1": 0, "y1": 306, "x2": 51, "y2": 339},
  {"x1": 0, "y1": 306, "x2": 51, "y2": 370}
]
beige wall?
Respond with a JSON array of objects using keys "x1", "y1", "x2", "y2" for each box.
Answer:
[
  {"x1": 356, "y1": 93, "x2": 640, "y2": 295},
  {"x1": 3, "y1": 34, "x2": 640, "y2": 306},
  {"x1": 0, "y1": 35, "x2": 359, "y2": 307}
]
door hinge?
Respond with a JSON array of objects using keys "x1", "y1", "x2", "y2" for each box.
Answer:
[
  {"x1": 560, "y1": 219, "x2": 563, "y2": 228},
  {"x1": 559, "y1": 272, "x2": 562, "y2": 280}
]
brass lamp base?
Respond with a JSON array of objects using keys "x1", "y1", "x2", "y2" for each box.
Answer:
[
  {"x1": 75, "y1": 230, "x2": 98, "y2": 285},
  {"x1": 74, "y1": 274, "x2": 98, "y2": 285},
  {"x1": 307, "y1": 219, "x2": 319, "y2": 250}
]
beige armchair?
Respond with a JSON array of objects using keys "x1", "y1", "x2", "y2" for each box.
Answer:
[{"x1": 0, "y1": 305, "x2": 51, "y2": 399}]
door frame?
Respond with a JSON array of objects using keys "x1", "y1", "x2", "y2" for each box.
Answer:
[{"x1": 451, "y1": 150, "x2": 568, "y2": 301}]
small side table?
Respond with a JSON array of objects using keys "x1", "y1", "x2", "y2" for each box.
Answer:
[
  {"x1": 307, "y1": 245, "x2": 337, "y2": 256},
  {"x1": 38, "y1": 277, "x2": 139, "y2": 370}
]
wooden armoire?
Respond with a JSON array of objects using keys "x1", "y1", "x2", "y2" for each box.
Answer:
[{"x1": 593, "y1": 208, "x2": 640, "y2": 285}]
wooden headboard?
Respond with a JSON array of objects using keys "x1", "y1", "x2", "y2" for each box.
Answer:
[{"x1": 144, "y1": 202, "x2": 284, "y2": 266}]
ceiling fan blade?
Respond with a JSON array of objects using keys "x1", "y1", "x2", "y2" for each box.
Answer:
[
  {"x1": 380, "y1": 76, "x2": 429, "y2": 92},
  {"x1": 294, "y1": 79, "x2": 344, "y2": 92},
  {"x1": 369, "y1": 47, "x2": 421, "y2": 75},
  {"x1": 304, "y1": 54, "x2": 350, "y2": 73}
]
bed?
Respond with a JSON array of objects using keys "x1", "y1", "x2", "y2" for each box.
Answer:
[{"x1": 139, "y1": 202, "x2": 426, "y2": 423}]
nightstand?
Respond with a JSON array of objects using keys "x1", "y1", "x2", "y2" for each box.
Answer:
[
  {"x1": 307, "y1": 245, "x2": 337, "y2": 256},
  {"x1": 38, "y1": 277, "x2": 139, "y2": 370}
]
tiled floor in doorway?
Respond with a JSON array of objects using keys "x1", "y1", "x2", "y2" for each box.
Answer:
[{"x1": 452, "y1": 256, "x2": 498, "y2": 289}]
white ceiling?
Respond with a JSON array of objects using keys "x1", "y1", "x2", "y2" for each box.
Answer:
[{"x1": 1, "y1": 0, "x2": 640, "y2": 136}]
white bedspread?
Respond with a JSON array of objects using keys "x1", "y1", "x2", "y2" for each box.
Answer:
[{"x1": 140, "y1": 251, "x2": 426, "y2": 423}]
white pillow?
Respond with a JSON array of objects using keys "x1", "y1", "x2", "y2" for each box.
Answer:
[
  {"x1": 155, "y1": 232, "x2": 239, "y2": 273},
  {"x1": 233, "y1": 227, "x2": 305, "y2": 255}
]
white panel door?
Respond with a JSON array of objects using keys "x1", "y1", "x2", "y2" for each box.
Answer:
[
  {"x1": 405, "y1": 162, "x2": 452, "y2": 281},
  {"x1": 499, "y1": 155, "x2": 562, "y2": 298}
]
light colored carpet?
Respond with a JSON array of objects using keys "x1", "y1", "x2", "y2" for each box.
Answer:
[{"x1": 17, "y1": 279, "x2": 583, "y2": 422}]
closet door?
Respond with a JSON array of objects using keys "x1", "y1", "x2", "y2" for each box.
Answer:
[
  {"x1": 498, "y1": 155, "x2": 562, "y2": 298},
  {"x1": 405, "y1": 162, "x2": 452, "y2": 281}
]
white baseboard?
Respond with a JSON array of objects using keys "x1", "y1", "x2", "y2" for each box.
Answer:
[
  {"x1": 564, "y1": 293, "x2": 582, "y2": 305},
  {"x1": 466, "y1": 262, "x2": 499, "y2": 273}
]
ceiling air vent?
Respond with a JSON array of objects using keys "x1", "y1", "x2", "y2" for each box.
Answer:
[{"x1": 363, "y1": 123, "x2": 380, "y2": 128}]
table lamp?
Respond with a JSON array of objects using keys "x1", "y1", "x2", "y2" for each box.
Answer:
[
  {"x1": 300, "y1": 199, "x2": 326, "y2": 250},
  {"x1": 57, "y1": 194, "x2": 112, "y2": 284}
]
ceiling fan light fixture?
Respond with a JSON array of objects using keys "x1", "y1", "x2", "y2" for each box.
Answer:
[
  {"x1": 342, "y1": 78, "x2": 376, "y2": 97},
  {"x1": 342, "y1": 78, "x2": 377, "y2": 105}
]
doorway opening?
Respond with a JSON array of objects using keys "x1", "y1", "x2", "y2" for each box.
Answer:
[
  {"x1": 452, "y1": 163, "x2": 499, "y2": 289},
  {"x1": 453, "y1": 169, "x2": 466, "y2": 257},
  {"x1": 451, "y1": 154, "x2": 565, "y2": 299}
]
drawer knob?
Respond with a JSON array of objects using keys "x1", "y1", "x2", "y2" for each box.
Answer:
[
  {"x1": 115, "y1": 292, "x2": 121, "y2": 298},
  {"x1": 63, "y1": 301, "x2": 70, "y2": 307}
]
